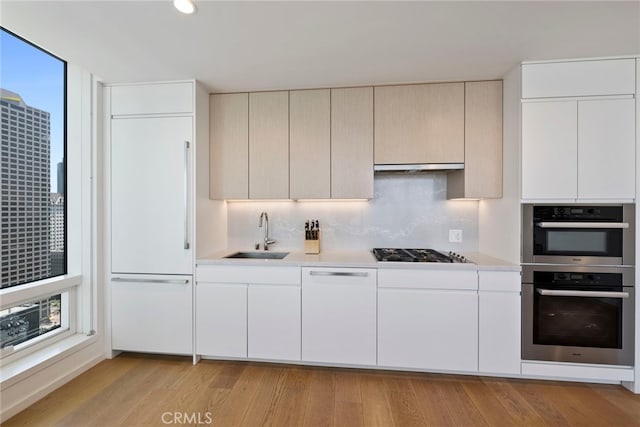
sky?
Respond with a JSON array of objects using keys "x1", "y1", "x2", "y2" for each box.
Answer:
[{"x1": 1, "y1": 28, "x2": 65, "y2": 193}]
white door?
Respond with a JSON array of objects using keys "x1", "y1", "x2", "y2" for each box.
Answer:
[
  {"x1": 302, "y1": 268, "x2": 377, "y2": 365},
  {"x1": 521, "y1": 101, "x2": 577, "y2": 200},
  {"x1": 111, "y1": 116, "x2": 193, "y2": 274},
  {"x1": 111, "y1": 275, "x2": 192, "y2": 355},
  {"x1": 378, "y1": 288, "x2": 478, "y2": 372},
  {"x1": 196, "y1": 282, "x2": 247, "y2": 358},
  {"x1": 248, "y1": 284, "x2": 301, "y2": 361},
  {"x1": 578, "y1": 98, "x2": 635, "y2": 200}
]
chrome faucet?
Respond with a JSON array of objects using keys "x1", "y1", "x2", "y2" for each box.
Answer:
[{"x1": 258, "y1": 212, "x2": 276, "y2": 251}]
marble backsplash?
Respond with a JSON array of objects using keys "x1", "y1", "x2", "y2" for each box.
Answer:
[{"x1": 226, "y1": 173, "x2": 479, "y2": 252}]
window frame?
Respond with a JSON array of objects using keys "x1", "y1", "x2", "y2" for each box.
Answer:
[{"x1": 0, "y1": 27, "x2": 84, "y2": 362}]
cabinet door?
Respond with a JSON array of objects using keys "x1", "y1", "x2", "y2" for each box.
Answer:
[
  {"x1": 374, "y1": 83, "x2": 464, "y2": 164},
  {"x1": 289, "y1": 89, "x2": 331, "y2": 199},
  {"x1": 210, "y1": 93, "x2": 249, "y2": 199},
  {"x1": 521, "y1": 101, "x2": 577, "y2": 200},
  {"x1": 111, "y1": 82, "x2": 193, "y2": 116},
  {"x1": 378, "y1": 288, "x2": 478, "y2": 372},
  {"x1": 479, "y1": 292, "x2": 521, "y2": 374},
  {"x1": 248, "y1": 284, "x2": 301, "y2": 361},
  {"x1": 249, "y1": 91, "x2": 289, "y2": 199},
  {"x1": 331, "y1": 87, "x2": 374, "y2": 199},
  {"x1": 196, "y1": 283, "x2": 247, "y2": 358},
  {"x1": 111, "y1": 116, "x2": 193, "y2": 274},
  {"x1": 449, "y1": 81, "x2": 502, "y2": 199},
  {"x1": 578, "y1": 98, "x2": 635, "y2": 200},
  {"x1": 302, "y1": 268, "x2": 377, "y2": 365},
  {"x1": 111, "y1": 276, "x2": 192, "y2": 355}
]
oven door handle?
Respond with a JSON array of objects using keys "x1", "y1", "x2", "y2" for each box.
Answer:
[
  {"x1": 536, "y1": 222, "x2": 629, "y2": 229},
  {"x1": 537, "y1": 289, "x2": 630, "y2": 299}
]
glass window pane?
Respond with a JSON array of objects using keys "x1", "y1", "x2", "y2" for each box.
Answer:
[
  {"x1": 1, "y1": 28, "x2": 66, "y2": 288},
  {"x1": 0, "y1": 294, "x2": 63, "y2": 349}
]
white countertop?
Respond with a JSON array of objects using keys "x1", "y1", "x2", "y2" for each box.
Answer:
[{"x1": 197, "y1": 249, "x2": 520, "y2": 272}]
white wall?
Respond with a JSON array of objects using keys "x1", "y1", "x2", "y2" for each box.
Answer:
[
  {"x1": 226, "y1": 173, "x2": 479, "y2": 252},
  {"x1": 478, "y1": 65, "x2": 522, "y2": 264}
]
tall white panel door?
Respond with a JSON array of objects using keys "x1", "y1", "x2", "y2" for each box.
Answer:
[
  {"x1": 248, "y1": 284, "x2": 301, "y2": 361},
  {"x1": 196, "y1": 282, "x2": 247, "y2": 358},
  {"x1": 111, "y1": 116, "x2": 193, "y2": 274},
  {"x1": 521, "y1": 101, "x2": 577, "y2": 200},
  {"x1": 578, "y1": 98, "x2": 635, "y2": 200}
]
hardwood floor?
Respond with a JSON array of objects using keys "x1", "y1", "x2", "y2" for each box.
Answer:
[{"x1": 4, "y1": 353, "x2": 640, "y2": 426}]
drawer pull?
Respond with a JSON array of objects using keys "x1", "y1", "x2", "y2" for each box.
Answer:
[{"x1": 309, "y1": 271, "x2": 368, "y2": 278}]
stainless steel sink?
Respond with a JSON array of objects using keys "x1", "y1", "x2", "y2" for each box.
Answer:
[{"x1": 224, "y1": 251, "x2": 289, "y2": 260}]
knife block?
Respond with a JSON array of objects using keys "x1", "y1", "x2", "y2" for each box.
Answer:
[{"x1": 304, "y1": 231, "x2": 321, "y2": 254}]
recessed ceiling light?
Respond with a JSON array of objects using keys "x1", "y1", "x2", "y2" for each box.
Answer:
[{"x1": 174, "y1": 0, "x2": 197, "y2": 15}]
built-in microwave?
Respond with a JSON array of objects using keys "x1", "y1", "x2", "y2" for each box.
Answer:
[{"x1": 522, "y1": 204, "x2": 635, "y2": 266}]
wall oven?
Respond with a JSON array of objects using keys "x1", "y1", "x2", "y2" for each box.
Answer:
[
  {"x1": 522, "y1": 204, "x2": 634, "y2": 266},
  {"x1": 522, "y1": 265, "x2": 635, "y2": 366}
]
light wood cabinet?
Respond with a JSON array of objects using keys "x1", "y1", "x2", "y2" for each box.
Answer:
[
  {"x1": 289, "y1": 89, "x2": 331, "y2": 199},
  {"x1": 447, "y1": 81, "x2": 503, "y2": 199},
  {"x1": 374, "y1": 82, "x2": 464, "y2": 165},
  {"x1": 249, "y1": 91, "x2": 289, "y2": 199},
  {"x1": 210, "y1": 93, "x2": 248, "y2": 199},
  {"x1": 331, "y1": 87, "x2": 374, "y2": 199}
]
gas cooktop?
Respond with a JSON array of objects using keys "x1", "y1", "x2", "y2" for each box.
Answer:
[{"x1": 372, "y1": 248, "x2": 470, "y2": 263}]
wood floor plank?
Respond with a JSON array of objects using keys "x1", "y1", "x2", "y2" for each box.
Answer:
[
  {"x1": 302, "y1": 369, "x2": 336, "y2": 427},
  {"x1": 239, "y1": 364, "x2": 288, "y2": 427},
  {"x1": 5, "y1": 354, "x2": 640, "y2": 427},
  {"x1": 384, "y1": 376, "x2": 427, "y2": 427},
  {"x1": 359, "y1": 373, "x2": 395, "y2": 427}
]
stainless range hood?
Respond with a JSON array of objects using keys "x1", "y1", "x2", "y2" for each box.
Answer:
[{"x1": 374, "y1": 163, "x2": 464, "y2": 173}]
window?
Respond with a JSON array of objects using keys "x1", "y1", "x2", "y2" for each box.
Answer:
[{"x1": 0, "y1": 28, "x2": 67, "y2": 351}]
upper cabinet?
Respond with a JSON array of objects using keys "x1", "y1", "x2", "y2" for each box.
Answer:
[
  {"x1": 447, "y1": 81, "x2": 503, "y2": 199},
  {"x1": 249, "y1": 91, "x2": 290, "y2": 199},
  {"x1": 289, "y1": 89, "x2": 331, "y2": 199},
  {"x1": 210, "y1": 87, "x2": 374, "y2": 200},
  {"x1": 521, "y1": 58, "x2": 636, "y2": 202},
  {"x1": 210, "y1": 93, "x2": 248, "y2": 200},
  {"x1": 374, "y1": 82, "x2": 464, "y2": 165},
  {"x1": 331, "y1": 87, "x2": 374, "y2": 199},
  {"x1": 111, "y1": 82, "x2": 194, "y2": 116}
]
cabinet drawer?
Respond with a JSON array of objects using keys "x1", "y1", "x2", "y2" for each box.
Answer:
[
  {"x1": 378, "y1": 268, "x2": 477, "y2": 290},
  {"x1": 302, "y1": 267, "x2": 376, "y2": 286},
  {"x1": 111, "y1": 82, "x2": 193, "y2": 115},
  {"x1": 196, "y1": 265, "x2": 300, "y2": 285},
  {"x1": 522, "y1": 59, "x2": 636, "y2": 98},
  {"x1": 478, "y1": 271, "x2": 521, "y2": 292}
]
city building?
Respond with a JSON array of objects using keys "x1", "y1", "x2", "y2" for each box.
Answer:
[
  {"x1": 50, "y1": 192, "x2": 64, "y2": 277},
  {"x1": 0, "y1": 88, "x2": 51, "y2": 287}
]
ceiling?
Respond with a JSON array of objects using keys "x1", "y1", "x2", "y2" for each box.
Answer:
[{"x1": 2, "y1": 1, "x2": 639, "y2": 93}]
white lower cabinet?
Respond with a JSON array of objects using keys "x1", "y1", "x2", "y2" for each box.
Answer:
[
  {"x1": 195, "y1": 265, "x2": 301, "y2": 360},
  {"x1": 248, "y1": 284, "x2": 301, "y2": 361},
  {"x1": 302, "y1": 267, "x2": 377, "y2": 365},
  {"x1": 111, "y1": 275, "x2": 193, "y2": 355},
  {"x1": 478, "y1": 271, "x2": 522, "y2": 375},
  {"x1": 196, "y1": 282, "x2": 247, "y2": 358},
  {"x1": 377, "y1": 269, "x2": 478, "y2": 372}
]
